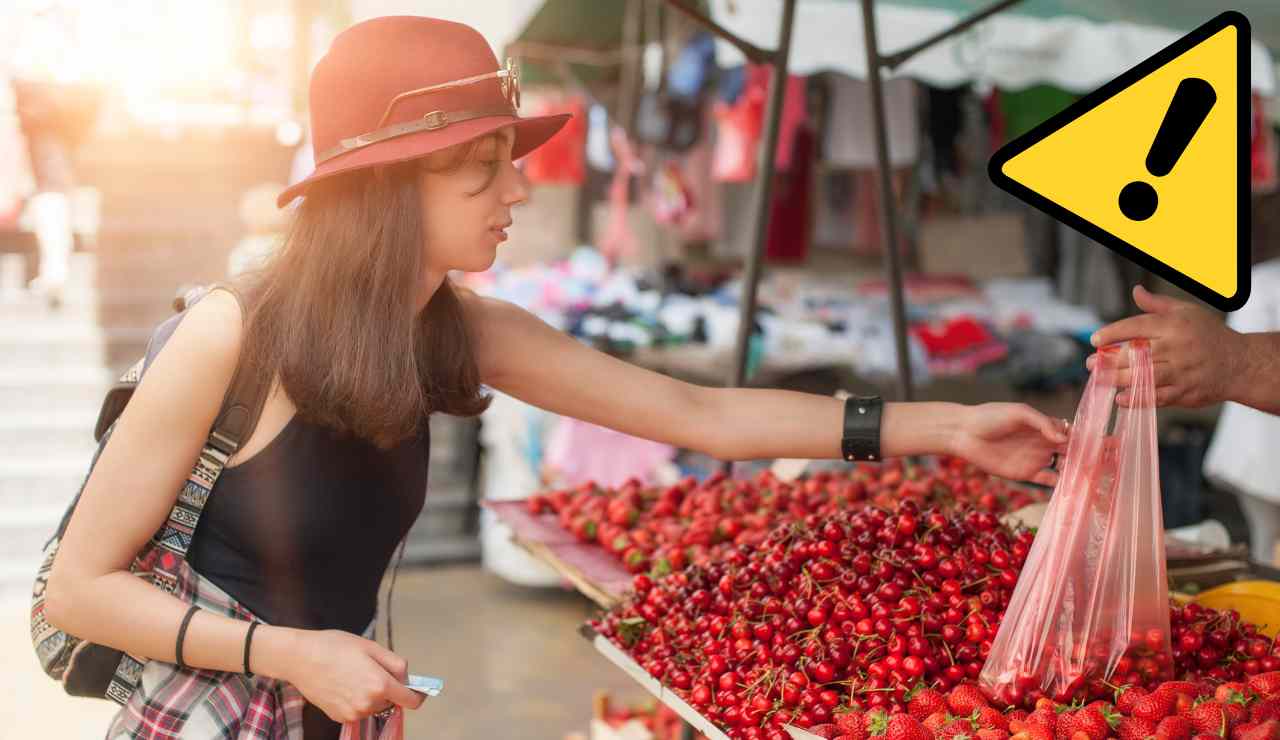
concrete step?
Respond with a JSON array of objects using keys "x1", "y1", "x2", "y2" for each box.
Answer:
[
  {"x1": 0, "y1": 251, "x2": 97, "y2": 292},
  {"x1": 0, "y1": 325, "x2": 110, "y2": 368},
  {"x1": 0, "y1": 414, "x2": 101, "y2": 460},
  {"x1": 0, "y1": 369, "x2": 112, "y2": 414},
  {"x1": 0, "y1": 560, "x2": 38, "y2": 604},
  {"x1": 0, "y1": 462, "x2": 86, "y2": 513},
  {"x1": 0, "y1": 519, "x2": 59, "y2": 567}
]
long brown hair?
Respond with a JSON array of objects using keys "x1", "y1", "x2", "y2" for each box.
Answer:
[{"x1": 237, "y1": 154, "x2": 492, "y2": 450}]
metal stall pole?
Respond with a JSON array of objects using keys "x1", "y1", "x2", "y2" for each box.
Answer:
[
  {"x1": 859, "y1": 0, "x2": 915, "y2": 402},
  {"x1": 860, "y1": 0, "x2": 1027, "y2": 402},
  {"x1": 725, "y1": 0, "x2": 797, "y2": 393}
]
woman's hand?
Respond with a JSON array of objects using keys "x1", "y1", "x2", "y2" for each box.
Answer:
[
  {"x1": 948, "y1": 403, "x2": 1069, "y2": 487},
  {"x1": 279, "y1": 629, "x2": 424, "y2": 724}
]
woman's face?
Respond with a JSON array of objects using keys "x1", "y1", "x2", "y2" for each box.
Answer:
[{"x1": 417, "y1": 127, "x2": 528, "y2": 296}]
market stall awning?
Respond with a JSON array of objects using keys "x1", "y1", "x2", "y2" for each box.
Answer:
[{"x1": 709, "y1": 0, "x2": 1277, "y2": 96}]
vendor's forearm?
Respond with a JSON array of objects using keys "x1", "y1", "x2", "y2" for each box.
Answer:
[
  {"x1": 1229, "y1": 331, "x2": 1280, "y2": 414},
  {"x1": 704, "y1": 388, "x2": 959, "y2": 461}
]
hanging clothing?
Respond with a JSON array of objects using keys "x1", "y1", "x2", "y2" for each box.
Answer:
[
  {"x1": 766, "y1": 124, "x2": 815, "y2": 263},
  {"x1": 926, "y1": 85, "x2": 967, "y2": 177},
  {"x1": 711, "y1": 64, "x2": 808, "y2": 181},
  {"x1": 997, "y1": 84, "x2": 1076, "y2": 142},
  {"x1": 851, "y1": 168, "x2": 912, "y2": 258},
  {"x1": 522, "y1": 97, "x2": 587, "y2": 185},
  {"x1": 821, "y1": 74, "x2": 920, "y2": 169}
]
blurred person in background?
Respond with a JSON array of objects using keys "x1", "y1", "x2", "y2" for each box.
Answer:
[
  {"x1": 43, "y1": 18, "x2": 1070, "y2": 739},
  {"x1": 4, "y1": 0, "x2": 103, "y2": 307}
]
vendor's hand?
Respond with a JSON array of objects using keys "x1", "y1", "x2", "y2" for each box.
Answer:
[
  {"x1": 283, "y1": 629, "x2": 424, "y2": 724},
  {"x1": 949, "y1": 403, "x2": 1069, "y2": 487},
  {"x1": 1085, "y1": 285, "x2": 1243, "y2": 408}
]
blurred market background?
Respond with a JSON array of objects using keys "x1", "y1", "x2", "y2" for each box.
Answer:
[{"x1": 2, "y1": 0, "x2": 1280, "y2": 737}]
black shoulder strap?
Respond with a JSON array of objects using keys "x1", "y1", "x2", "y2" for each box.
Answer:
[{"x1": 204, "y1": 283, "x2": 270, "y2": 458}]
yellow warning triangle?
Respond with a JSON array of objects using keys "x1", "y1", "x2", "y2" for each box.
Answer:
[{"x1": 990, "y1": 11, "x2": 1251, "y2": 311}]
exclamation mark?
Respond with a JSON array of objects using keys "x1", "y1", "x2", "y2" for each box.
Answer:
[{"x1": 1118, "y1": 78, "x2": 1217, "y2": 221}]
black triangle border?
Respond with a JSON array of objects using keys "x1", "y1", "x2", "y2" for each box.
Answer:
[{"x1": 988, "y1": 10, "x2": 1252, "y2": 312}]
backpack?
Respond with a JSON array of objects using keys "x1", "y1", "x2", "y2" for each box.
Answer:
[{"x1": 29, "y1": 283, "x2": 270, "y2": 703}]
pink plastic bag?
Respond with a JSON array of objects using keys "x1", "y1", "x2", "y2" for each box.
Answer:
[{"x1": 980, "y1": 340, "x2": 1171, "y2": 705}]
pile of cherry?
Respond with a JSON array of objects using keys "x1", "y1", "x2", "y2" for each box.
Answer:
[
  {"x1": 591, "y1": 502, "x2": 1280, "y2": 740},
  {"x1": 526, "y1": 457, "x2": 1047, "y2": 577}
]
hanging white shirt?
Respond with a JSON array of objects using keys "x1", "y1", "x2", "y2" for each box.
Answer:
[{"x1": 1202, "y1": 259, "x2": 1280, "y2": 502}]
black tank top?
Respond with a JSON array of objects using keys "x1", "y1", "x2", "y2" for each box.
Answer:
[
  {"x1": 189, "y1": 413, "x2": 429, "y2": 633},
  {"x1": 189, "y1": 414, "x2": 428, "y2": 739}
]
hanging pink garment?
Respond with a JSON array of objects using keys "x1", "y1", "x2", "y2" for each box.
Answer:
[{"x1": 599, "y1": 126, "x2": 642, "y2": 263}]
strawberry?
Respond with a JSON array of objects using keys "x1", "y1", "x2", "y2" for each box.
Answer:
[
  {"x1": 908, "y1": 688, "x2": 949, "y2": 722},
  {"x1": 974, "y1": 706, "x2": 1011, "y2": 732},
  {"x1": 1160, "y1": 683, "x2": 1207, "y2": 701},
  {"x1": 1117, "y1": 717, "x2": 1158, "y2": 740},
  {"x1": 1218, "y1": 683, "x2": 1250, "y2": 704},
  {"x1": 1134, "y1": 692, "x2": 1178, "y2": 723},
  {"x1": 1253, "y1": 699, "x2": 1280, "y2": 724},
  {"x1": 1054, "y1": 711, "x2": 1079, "y2": 740},
  {"x1": 1118, "y1": 687, "x2": 1152, "y2": 715},
  {"x1": 1011, "y1": 725, "x2": 1055, "y2": 740},
  {"x1": 1249, "y1": 674, "x2": 1280, "y2": 700},
  {"x1": 977, "y1": 730, "x2": 1011, "y2": 740},
  {"x1": 866, "y1": 710, "x2": 891, "y2": 738},
  {"x1": 837, "y1": 710, "x2": 869, "y2": 740},
  {"x1": 924, "y1": 712, "x2": 951, "y2": 734},
  {"x1": 1228, "y1": 696, "x2": 1249, "y2": 727},
  {"x1": 950, "y1": 684, "x2": 992, "y2": 716},
  {"x1": 1157, "y1": 715, "x2": 1195, "y2": 740},
  {"x1": 884, "y1": 713, "x2": 931, "y2": 740},
  {"x1": 939, "y1": 718, "x2": 978, "y2": 740},
  {"x1": 1195, "y1": 735, "x2": 1222, "y2": 740},
  {"x1": 1070, "y1": 707, "x2": 1112, "y2": 740},
  {"x1": 809, "y1": 724, "x2": 842, "y2": 739},
  {"x1": 1189, "y1": 701, "x2": 1229, "y2": 736},
  {"x1": 1027, "y1": 708, "x2": 1058, "y2": 732},
  {"x1": 1234, "y1": 720, "x2": 1280, "y2": 740},
  {"x1": 1230, "y1": 703, "x2": 1251, "y2": 729},
  {"x1": 1008, "y1": 711, "x2": 1030, "y2": 725},
  {"x1": 1175, "y1": 694, "x2": 1200, "y2": 715}
]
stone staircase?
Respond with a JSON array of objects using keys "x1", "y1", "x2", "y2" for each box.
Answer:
[
  {"x1": 0, "y1": 252, "x2": 108, "y2": 602},
  {"x1": 0, "y1": 249, "x2": 480, "y2": 604}
]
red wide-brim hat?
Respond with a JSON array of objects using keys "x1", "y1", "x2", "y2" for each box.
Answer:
[{"x1": 278, "y1": 16, "x2": 571, "y2": 208}]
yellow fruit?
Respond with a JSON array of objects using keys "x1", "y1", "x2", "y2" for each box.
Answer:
[{"x1": 1193, "y1": 580, "x2": 1280, "y2": 637}]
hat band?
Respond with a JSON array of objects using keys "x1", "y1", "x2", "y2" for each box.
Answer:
[{"x1": 315, "y1": 105, "x2": 516, "y2": 165}]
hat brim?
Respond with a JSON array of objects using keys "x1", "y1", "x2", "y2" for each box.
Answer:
[{"x1": 277, "y1": 112, "x2": 572, "y2": 208}]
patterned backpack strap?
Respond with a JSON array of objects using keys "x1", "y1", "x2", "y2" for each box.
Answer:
[{"x1": 106, "y1": 284, "x2": 273, "y2": 703}]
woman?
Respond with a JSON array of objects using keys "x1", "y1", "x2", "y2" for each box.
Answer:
[{"x1": 44, "y1": 17, "x2": 1068, "y2": 739}]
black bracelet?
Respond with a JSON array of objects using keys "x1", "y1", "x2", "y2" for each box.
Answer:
[
  {"x1": 243, "y1": 621, "x2": 260, "y2": 678},
  {"x1": 175, "y1": 605, "x2": 200, "y2": 670},
  {"x1": 841, "y1": 395, "x2": 883, "y2": 462}
]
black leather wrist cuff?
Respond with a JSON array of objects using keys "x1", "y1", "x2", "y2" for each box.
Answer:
[{"x1": 841, "y1": 395, "x2": 883, "y2": 462}]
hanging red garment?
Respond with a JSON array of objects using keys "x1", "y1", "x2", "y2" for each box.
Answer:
[
  {"x1": 522, "y1": 97, "x2": 587, "y2": 185},
  {"x1": 851, "y1": 169, "x2": 911, "y2": 259},
  {"x1": 711, "y1": 86, "x2": 764, "y2": 182},
  {"x1": 765, "y1": 124, "x2": 815, "y2": 263},
  {"x1": 711, "y1": 65, "x2": 808, "y2": 182}
]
